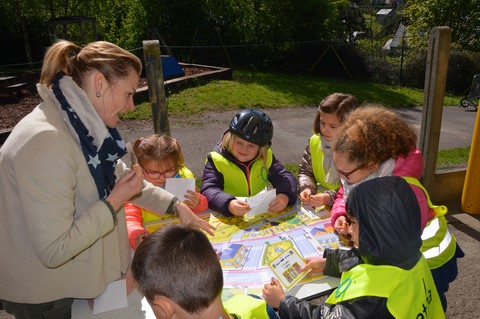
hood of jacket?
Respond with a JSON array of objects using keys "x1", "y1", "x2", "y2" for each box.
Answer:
[{"x1": 346, "y1": 176, "x2": 422, "y2": 270}]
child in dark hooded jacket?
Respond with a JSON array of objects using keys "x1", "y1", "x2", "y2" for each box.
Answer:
[{"x1": 262, "y1": 176, "x2": 445, "y2": 319}]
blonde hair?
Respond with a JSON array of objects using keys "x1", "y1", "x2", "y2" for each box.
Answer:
[
  {"x1": 333, "y1": 104, "x2": 417, "y2": 165},
  {"x1": 133, "y1": 134, "x2": 185, "y2": 169},
  {"x1": 220, "y1": 131, "x2": 269, "y2": 165},
  {"x1": 40, "y1": 40, "x2": 142, "y2": 88}
]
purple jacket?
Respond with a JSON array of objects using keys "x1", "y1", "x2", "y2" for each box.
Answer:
[{"x1": 200, "y1": 142, "x2": 297, "y2": 216}]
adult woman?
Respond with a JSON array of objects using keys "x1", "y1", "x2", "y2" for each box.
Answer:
[{"x1": 0, "y1": 40, "x2": 214, "y2": 318}]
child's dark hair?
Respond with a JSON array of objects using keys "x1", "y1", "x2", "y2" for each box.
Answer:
[
  {"x1": 131, "y1": 225, "x2": 223, "y2": 313},
  {"x1": 313, "y1": 93, "x2": 359, "y2": 134}
]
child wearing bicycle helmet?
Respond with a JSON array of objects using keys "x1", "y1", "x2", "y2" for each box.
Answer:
[{"x1": 200, "y1": 109, "x2": 297, "y2": 217}]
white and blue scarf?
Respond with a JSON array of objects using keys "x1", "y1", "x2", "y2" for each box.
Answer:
[{"x1": 51, "y1": 72, "x2": 126, "y2": 199}]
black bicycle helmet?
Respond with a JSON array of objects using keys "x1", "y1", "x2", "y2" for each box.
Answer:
[{"x1": 229, "y1": 109, "x2": 273, "y2": 146}]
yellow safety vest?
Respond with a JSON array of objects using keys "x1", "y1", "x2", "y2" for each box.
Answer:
[
  {"x1": 142, "y1": 166, "x2": 194, "y2": 224},
  {"x1": 326, "y1": 257, "x2": 445, "y2": 318},
  {"x1": 403, "y1": 177, "x2": 457, "y2": 270},
  {"x1": 210, "y1": 149, "x2": 273, "y2": 197},
  {"x1": 224, "y1": 294, "x2": 270, "y2": 319},
  {"x1": 309, "y1": 134, "x2": 339, "y2": 190}
]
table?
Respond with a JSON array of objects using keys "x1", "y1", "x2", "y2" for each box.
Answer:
[{"x1": 72, "y1": 202, "x2": 342, "y2": 318}]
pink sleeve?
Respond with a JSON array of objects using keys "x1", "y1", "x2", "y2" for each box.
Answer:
[
  {"x1": 330, "y1": 185, "x2": 346, "y2": 226},
  {"x1": 191, "y1": 192, "x2": 209, "y2": 214},
  {"x1": 393, "y1": 148, "x2": 423, "y2": 179},
  {"x1": 125, "y1": 202, "x2": 149, "y2": 249}
]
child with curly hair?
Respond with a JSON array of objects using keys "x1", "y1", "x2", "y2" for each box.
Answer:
[{"x1": 330, "y1": 104, "x2": 463, "y2": 311}]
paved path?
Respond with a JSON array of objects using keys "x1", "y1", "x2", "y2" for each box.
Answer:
[{"x1": 119, "y1": 105, "x2": 478, "y2": 178}]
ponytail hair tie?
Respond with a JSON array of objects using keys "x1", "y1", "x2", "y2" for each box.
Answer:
[{"x1": 139, "y1": 137, "x2": 147, "y2": 148}]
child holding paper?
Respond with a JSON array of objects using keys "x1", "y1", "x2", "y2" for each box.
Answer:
[
  {"x1": 262, "y1": 176, "x2": 445, "y2": 319},
  {"x1": 200, "y1": 109, "x2": 297, "y2": 217},
  {"x1": 125, "y1": 134, "x2": 208, "y2": 249}
]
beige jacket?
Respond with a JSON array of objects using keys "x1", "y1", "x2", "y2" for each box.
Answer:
[{"x1": 0, "y1": 77, "x2": 174, "y2": 303}]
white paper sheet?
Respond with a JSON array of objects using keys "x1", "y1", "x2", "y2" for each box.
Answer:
[
  {"x1": 245, "y1": 188, "x2": 276, "y2": 219},
  {"x1": 165, "y1": 178, "x2": 195, "y2": 201},
  {"x1": 93, "y1": 279, "x2": 128, "y2": 314}
]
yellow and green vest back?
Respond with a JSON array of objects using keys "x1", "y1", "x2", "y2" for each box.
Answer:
[
  {"x1": 309, "y1": 134, "x2": 339, "y2": 190},
  {"x1": 326, "y1": 258, "x2": 445, "y2": 318},
  {"x1": 403, "y1": 177, "x2": 457, "y2": 269},
  {"x1": 224, "y1": 294, "x2": 270, "y2": 319},
  {"x1": 210, "y1": 149, "x2": 273, "y2": 197}
]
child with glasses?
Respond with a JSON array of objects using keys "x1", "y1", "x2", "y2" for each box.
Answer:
[
  {"x1": 330, "y1": 104, "x2": 463, "y2": 311},
  {"x1": 201, "y1": 109, "x2": 297, "y2": 217},
  {"x1": 298, "y1": 93, "x2": 359, "y2": 209},
  {"x1": 125, "y1": 134, "x2": 208, "y2": 249},
  {"x1": 330, "y1": 104, "x2": 424, "y2": 235}
]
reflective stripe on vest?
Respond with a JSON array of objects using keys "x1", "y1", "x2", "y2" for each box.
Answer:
[
  {"x1": 224, "y1": 294, "x2": 270, "y2": 319},
  {"x1": 142, "y1": 167, "x2": 194, "y2": 224},
  {"x1": 210, "y1": 150, "x2": 273, "y2": 197},
  {"x1": 309, "y1": 134, "x2": 339, "y2": 190},
  {"x1": 325, "y1": 258, "x2": 445, "y2": 319},
  {"x1": 403, "y1": 177, "x2": 457, "y2": 269}
]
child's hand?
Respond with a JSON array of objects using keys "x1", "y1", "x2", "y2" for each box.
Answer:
[
  {"x1": 228, "y1": 199, "x2": 250, "y2": 216},
  {"x1": 334, "y1": 215, "x2": 349, "y2": 235},
  {"x1": 134, "y1": 231, "x2": 149, "y2": 250},
  {"x1": 301, "y1": 256, "x2": 326, "y2": 275},
  {"x1": 183, "y1": 190, "x2": 200, "y2": 209},
  {"x1": 263, "y1": 277, "x2": 285, "y2": 309},
  {"x1": 268, "y1": 194, "x2": 288, "y2": 213},
  {"x1": 307, "y1": 192, "x2": 330, "y2": 207},
  {"x1": 299, "y1": 189, "x2": 312, "y2": 203}
]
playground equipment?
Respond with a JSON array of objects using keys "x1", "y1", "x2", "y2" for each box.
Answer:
[{"x1": 460, "y1": 74, "x2": 480, "y2": 111}]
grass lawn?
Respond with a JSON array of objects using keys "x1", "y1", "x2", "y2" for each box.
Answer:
[{"x1": 125, "y1": 70, "x2": 467, "y2": 169}]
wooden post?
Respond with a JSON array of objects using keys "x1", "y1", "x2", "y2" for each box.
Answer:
[
  {"x1": 142, "y1": 40, "x2": 170, "y2": 135},
  {"x1": 419, "y1": 26, "x2": 451, "y2": 192}
]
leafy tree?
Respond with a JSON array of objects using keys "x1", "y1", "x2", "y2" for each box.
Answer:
[{"x1": 403, "y1": 0, "x2": 480, "y2": 52}]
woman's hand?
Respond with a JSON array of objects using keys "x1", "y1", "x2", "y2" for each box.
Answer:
[
  {"x1": 334, "y1": 215, "x2": 349, "y2": 235},
  {"x1": 228, "y1": 199, "x2": 251, "y2": 216},
  {"x1": 268, "y1": 194, "x2": 288, "y2": 213},
  {"x1": 301, "y1": 256, "x2": 326, "y2": 276},
  {"x1": 107, "y1": 164, "x2": 144, "y2": 210},
  {"x1": 263, "y1": 277, "x2": 285, "y2": 309},
  {"x1": 176, "y1": 202, "x2": 216, "y2": 236},
  {"x1": 299, "y1": 189, "x2": 312, "y2": 203},
  {"x1": 183, "y1": 190, "x2": 200, "y2": 209}
]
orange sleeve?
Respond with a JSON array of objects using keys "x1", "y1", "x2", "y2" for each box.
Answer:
[
  {"x1": 191, "y1": 191, "x2": 209, "y2": 214},
  {"x1": 125, "y1": 202, "x2": 149, "y2": 249}
]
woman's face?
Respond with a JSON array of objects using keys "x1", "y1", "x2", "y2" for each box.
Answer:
[
  {"x1": 333, "y1": 151, "x2": 373, "y2": 184},
  {"x1": 93, "y1": 69, "x2": 139, "y2": 128},
  {"x1": 141, "y1": 159, "x2": 178, "y2": 187},
  {"x1": 231, "y1": 136, "x2": 260, "y2": 162},
  {"x1": 319, "y1": 111, "x2": 341, "y2": 141}
]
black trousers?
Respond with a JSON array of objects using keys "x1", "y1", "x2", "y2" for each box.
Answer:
[{"x1": 1, "y1": 299, "x2": 73, "y2": 319}]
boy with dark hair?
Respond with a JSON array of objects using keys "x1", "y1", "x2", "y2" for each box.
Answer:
[{"x1": 131, "y1": 224, "x2": 279, "y2": 319}]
